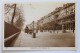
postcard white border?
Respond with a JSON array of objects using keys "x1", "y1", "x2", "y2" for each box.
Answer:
[{"x1": 3, "y1": 0, "x2": 77, "y2": 51}]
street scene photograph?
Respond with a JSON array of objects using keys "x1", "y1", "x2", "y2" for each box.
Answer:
[{"x1": 4, "y1": 2, "x2": 75, "y2": 48}]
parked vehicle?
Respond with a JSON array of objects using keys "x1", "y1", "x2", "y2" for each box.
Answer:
[
  {"x1": 25, "y1": 26, "x2": 33, "y2": 34},
  {"x1": 28, "y1": 29, "x2": 33, "y2": 34},
  {"x1": 25, "y1": 26, "x2": 29, "y2": 33}
]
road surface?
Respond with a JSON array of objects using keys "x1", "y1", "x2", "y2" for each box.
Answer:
[{"x1": 12, "y1": 30, "x2": 75, "y2": 47}]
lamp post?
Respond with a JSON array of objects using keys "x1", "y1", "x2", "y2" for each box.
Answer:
[{"x1": 32, "y1": 21, "x2": 36, "y2": 38}]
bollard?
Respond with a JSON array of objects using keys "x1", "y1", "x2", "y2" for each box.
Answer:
[{"x1": 33, "y1": 33, "x2": 36, "y2": 38}]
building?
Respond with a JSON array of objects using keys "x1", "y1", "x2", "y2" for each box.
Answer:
[
  {"x1": 57, "y1": 3, "x2": 75, "y2": 32},
  {"x1": 37, "y1": 3, "x2": 75, "y2": 32},
  {"x1": 27, "y1": 21, "x2": 37, "y2": 30}
]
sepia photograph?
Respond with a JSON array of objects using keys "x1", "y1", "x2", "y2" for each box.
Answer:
[{"x1": 3, "y1": 2, "x2": 75, "y2": 50}]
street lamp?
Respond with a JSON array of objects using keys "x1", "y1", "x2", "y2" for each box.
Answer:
[{"x1": 32, "y1": 21, "x2": 36, "y2": 38}]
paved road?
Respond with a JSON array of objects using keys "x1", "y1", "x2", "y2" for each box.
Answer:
[{"x1": 12, "y1": 31, "x2": 75, "y2": 47}]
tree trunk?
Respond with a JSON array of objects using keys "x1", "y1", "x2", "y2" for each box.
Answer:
[{"x1": 11, "y1": 4, "x2": 16, "y2": 25}]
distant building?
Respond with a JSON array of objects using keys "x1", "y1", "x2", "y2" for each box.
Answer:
[{"x1": 27, "y1": 21, "x2": 37, "y2": 30}]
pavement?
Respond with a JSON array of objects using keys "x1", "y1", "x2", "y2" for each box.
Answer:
[{"x1": 12, "y1": 30, "x2": 75, "y2": 47}]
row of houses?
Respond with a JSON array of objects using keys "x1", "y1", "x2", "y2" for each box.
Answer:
[
  {"x1": 37, "y1": 3, "x2": 75, "y2": 32},
  {"x1": 27, "y1": 3, "x2": 75, "y2": 33}
]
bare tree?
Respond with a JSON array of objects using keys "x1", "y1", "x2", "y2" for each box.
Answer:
[
  {"x1": 11, "y1": 4, "x2": 16, "y2": 24},
  {"x1": 4, "y1": 4, "x2": 16, "y2": 24},
  {"x1": 4, "y1": 3, "x2": 25, "y2": 30},
  {"x1": 15, "y1": 12, "x2": 25, "y2": 29},
  {"x1": 4, "y1": 4, "x2": 13, "y2": 14}
]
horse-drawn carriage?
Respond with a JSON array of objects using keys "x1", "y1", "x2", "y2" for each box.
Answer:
[{"x1": 25, "y1": 26, "x2": 33, "y2": 34}]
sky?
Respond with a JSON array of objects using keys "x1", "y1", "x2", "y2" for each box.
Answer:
[{"x1": 21, "y1": 2, "x2": 67, "y2": 28}]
